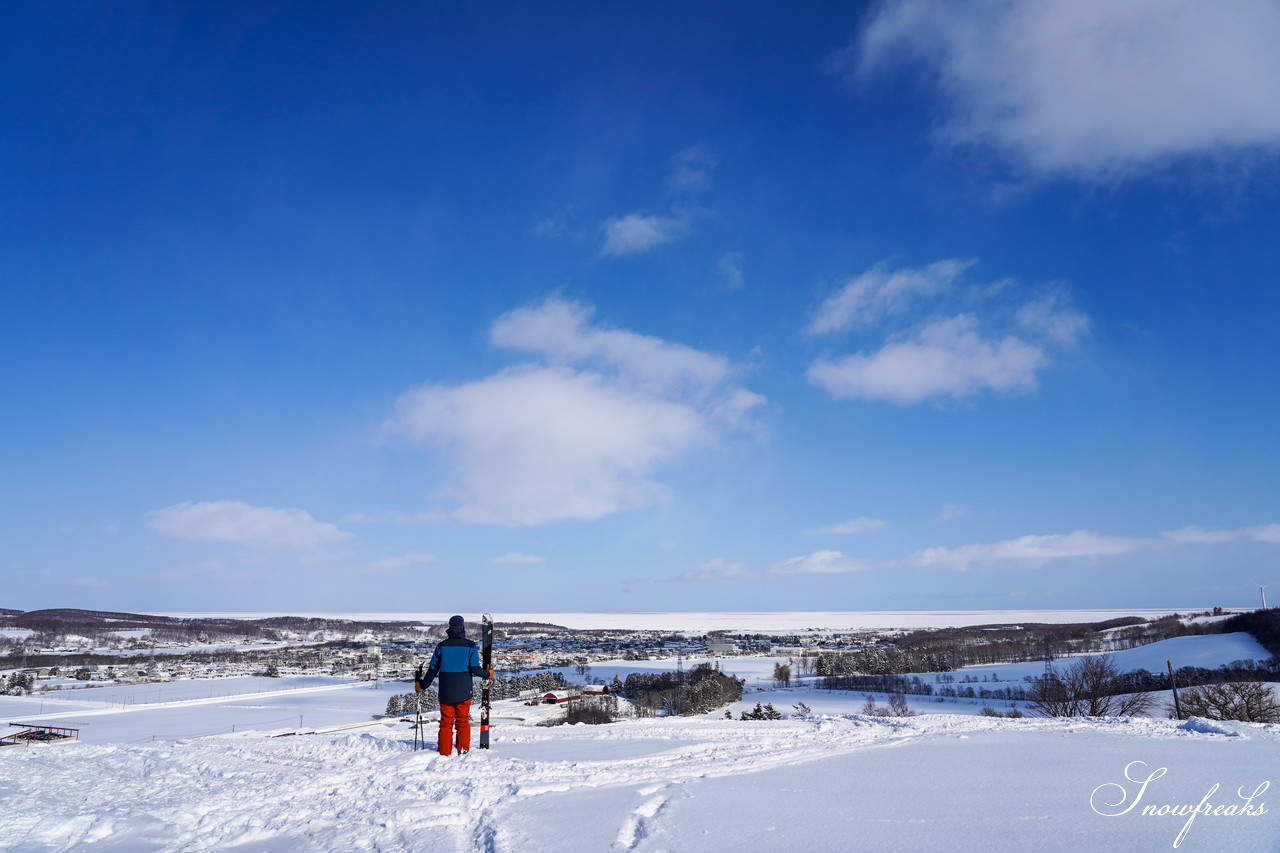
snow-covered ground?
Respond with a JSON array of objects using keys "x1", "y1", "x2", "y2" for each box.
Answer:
[
  {"x1": 0, "y1": 677, "x2": 399, "y2": 744},
  {"x1": 2, "y1": 713, "x2": 1276, "y2": 852},
  {"x1": 920, "y1": 631, "x2": 1273, "y2": 686},
  {"x1": 2, "y1": 631, "x2": 1276, "y2": 851}
]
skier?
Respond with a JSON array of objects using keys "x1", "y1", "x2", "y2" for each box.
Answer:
[{"x1": 416, "y1": 615, "x2": 491, "y2": 755}]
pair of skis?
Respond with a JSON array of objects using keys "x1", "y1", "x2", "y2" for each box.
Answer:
[{"x1": 479, "y1": 612, "x2": 492, "y2": 750}]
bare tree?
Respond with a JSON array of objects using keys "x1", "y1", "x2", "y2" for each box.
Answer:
[
  {"x1": 887, "y1": 692, "x2": 916, "y2": 717},
  {"x1": 1177, "y1": 682, "x2": 1280, "y2": 723},
  {"x1": 1029, "y1": 655, "x2": 1153, "y2": 717}
]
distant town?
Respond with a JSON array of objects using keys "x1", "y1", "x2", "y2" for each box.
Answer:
[
  {"x1": 1, "y1": 608, "x2": 889, "y2": 691},
  {"x1": 3, "y1": 606, "x2": 1263, "y2": 698}
]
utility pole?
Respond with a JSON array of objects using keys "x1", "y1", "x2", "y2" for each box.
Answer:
[{"x1": 1167, "y1": 660, "x2": 1182, "y2": 720}]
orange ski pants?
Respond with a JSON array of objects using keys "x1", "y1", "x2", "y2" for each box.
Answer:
[{"x1": 438, "y1": 700, "x2": 471, "y2": 755}]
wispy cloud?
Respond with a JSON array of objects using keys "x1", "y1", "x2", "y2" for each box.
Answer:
[
  {"x1": 1162, "y1": 524, "x2": 1280, "y2": 545},
  {"x1": 903, "y1": 530, "x2": 1148, "y2": 571},
  {"x1": 808, "y1": 259, "x2": 973, "y2": 335},
  {"x1": 937, "y1": 503, "x2": 972, "y2": 522},
  {"x1": 384, "y1": 298, "x2": 763, "y2": 526},
  {"x1": 768, "y1": 550, "x2": 873, "y2": 574},
  {"x1": 342, "y1": 510, "x2": 441, "y2": 525},
  {"x1": 807, "y1": 259, "x2": 1087, "y2": 405},
  {"x1": 147, "y1": 501, "x2": 351, "y2": 550},
  {"x1": 809, "y1": 314, "x2": 1047, "y2": 403},
  {"x1": 675, "y1": 557, "x2": 753, "y2": 582},
  {"x1": 490, "y1": 298, "x2": 734, "y2": 396},
  {"x1": 1160, "y1": 525, "x2": 1240, "y2": 545},
  {"x1": 669, "y1": 145, "x2": 718, "y2": 194},
  {"x1": 598, "y1": 146, "x2": 716, "y2": 257},
  {"x1": 689, "y1": 521, "x2": 1280, "y2": 580},
  {"x1": 600, "y1": 212, "x2": 691, "y2": 257},
  {"x1": 363, "y1": 552, "x2": 438, "y2": 573},
  {"x1": 846, "y1": 0, "x2": 1280, "y2": 177},
  {"x1": 147, "y1": 559, "x2": 247, "y2": 584},
  {"x1": 490, "y1": 553, "x2": 546, "y2": 565},
  {"x1": 904, "y1": 522, "x2": 1280, "y2": 571},
  {"x1": 804, "y1": 516, "x2": 887, "y2": 535},
  {"x1": 717, "y1": 252, "x2": 745, "y2": 290}
]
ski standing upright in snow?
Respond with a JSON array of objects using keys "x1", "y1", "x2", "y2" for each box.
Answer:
[
  {"x1": 479, "y1": 613, "x2": 493, "y2": 749},
  {"x1": 412, "y1": 655, "x2": 426, "y2": 751}
]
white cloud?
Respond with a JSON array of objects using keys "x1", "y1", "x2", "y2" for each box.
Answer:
[
  {"x1": 804, "y1": 517, "x2": 887, "y2": 536},
  {"x1": 599, "y1": 212, "x2": 689, "y2": 257},
  {"x1": 385, "y1": 300, "x2": 763, "y2": 527},
  {"x1": 937, "y1": 503, "x2": 973, "y2": 522},
  {"x1": 851, "y1": 0, "x2": 1280, "y2": 176},
  {"x1": 364, "y1": 552, "x2": 437, "y2": 573},
  {"x1": 599, "y1": 146, "x2": 716, "y2": 256},
  {"x1": 676, "y1": 520, "x2": 1280, "y2": 582},
  {"x1": 342, "y1": 510, "x2": 441, "y2": 525},
  {"x1": 1245, "y1": 524, "x2": 1280, "y2": 544},
  {"x1": 904, "y1": 530, "x2": 1149, "y2": 570},
  {"x1": 903, "y1": 522, "x2": 1280, "y2": 572},
  {"x1": 768, "y1": 550, "x2": 872, "y2": 575},
  {"x1": 490, "y1": 298, "x2": 733, "y2": 397},
  {"x1": 146, "y1": 501, "x2": 350, "y2": 550},
  {"x1": 809, "y1": 314, "x2": 1047, "y2": 403},
  {"x1": 1162, "y1": 523, "x2": 1280, "y2": 545},
  {"x1": 387, "y1": 367, "x2": 696, "y2": 525},
  {"x1": 808, "y1": 259, "x2": 973, "y2": 335},
  {"x1": 1161, "y1": 525, "x2": 1239, "y2": 545},
  {"x1": 807, "y1": 260, "x2": 1088, "y2": 405},
  {"x1": 490, "y1": 553, "x2": 546, "y2": 565}
]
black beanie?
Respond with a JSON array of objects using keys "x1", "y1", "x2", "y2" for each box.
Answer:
[{"x1": 448, "y1": 615, "x2": 465, "y2": 630}]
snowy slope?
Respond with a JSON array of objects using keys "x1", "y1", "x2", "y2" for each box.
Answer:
[
  {"x1": 931, "y1": 632, "x2": 1272, "y2": 685},
  {"x1": 2, "y1": 713, "x2": 1277, "y2": 852}
]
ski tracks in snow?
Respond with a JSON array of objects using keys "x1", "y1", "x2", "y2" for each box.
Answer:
[{"x1": 2, "y1": 714, "x2": 1276, "y2": 852}]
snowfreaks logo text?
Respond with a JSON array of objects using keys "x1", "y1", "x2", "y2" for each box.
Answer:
[{"x1": 1090, "y1": 760, "x2": 1269, "y2": 848}]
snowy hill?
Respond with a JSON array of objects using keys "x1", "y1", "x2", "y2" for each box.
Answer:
[
  {"x1": 2, "y1": 713, "x2": 1277, "y2": 852},
  {"x1": 945, "y1": 631, "x2": 1273, "y2": 686},
  {"x1": 2, "y1": 628, "x2": 1276, "y2": 851}
]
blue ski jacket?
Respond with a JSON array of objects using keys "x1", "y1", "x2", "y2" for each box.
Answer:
[{"x1": 418, "y1": 624, "x2": 488, "y2": 704}]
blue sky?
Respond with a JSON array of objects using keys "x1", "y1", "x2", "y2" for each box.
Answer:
[{"x1": 4, "y1": 1, "x2": 1280, "y2": 614}]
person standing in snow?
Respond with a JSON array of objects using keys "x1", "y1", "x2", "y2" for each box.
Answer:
[{"x1": 416, "y1": 615, "x2": 490, "y2": 755}]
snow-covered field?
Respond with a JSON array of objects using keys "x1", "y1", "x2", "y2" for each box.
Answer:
[
  {"x1": 3, "y1": 713, "x2": 1276, "y2": 852},
  {"x1": 0, "y1": 677, "x2": 392, "y2": 744},
  {"x1": 2, "y1": 631, "x2": 1276, "y2": 851}
]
